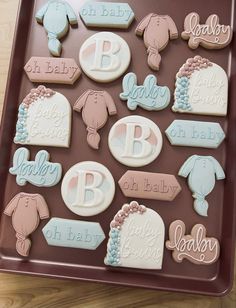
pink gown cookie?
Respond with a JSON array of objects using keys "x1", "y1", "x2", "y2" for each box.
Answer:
[
  {"x1": 4, "y1": 193, "x2": 50, "y2": 257},
  {"x1": 135, "y1": 13, "x2": 178, "y2": 70},
  {"x1": 73, "y1": 90, "x2": 117, "y2": 149}
]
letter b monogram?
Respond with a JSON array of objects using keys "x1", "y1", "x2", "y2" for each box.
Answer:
[
  {"x1": 72, "y1": 170, "x2": 104, "y2": 207},
  {"x1": 91, "y1": 38, "x2": 121, "y2": 72}
]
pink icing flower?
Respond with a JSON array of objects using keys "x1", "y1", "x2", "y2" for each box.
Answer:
[
  {"x1": 122, "y1": 204, "x2": 130, "y2": 212},
  {"x1": 110, "y1": 221, "x2": 117, "y2": 228}
]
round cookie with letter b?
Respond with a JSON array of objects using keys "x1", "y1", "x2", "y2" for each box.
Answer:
[
  {"x1": 79, "y1": 32, "x2": 131, "y2": 82},
  {"x1": 61, "y1": 161, "x2": 115, "y2": 216},
  {"x1": 108, "y1": 115, "x2": 163, "y2": 167}
]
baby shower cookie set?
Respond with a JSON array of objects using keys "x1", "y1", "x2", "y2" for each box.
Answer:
[{"x1": 0, "y1": 0, "x2": 235, "y2": 296}]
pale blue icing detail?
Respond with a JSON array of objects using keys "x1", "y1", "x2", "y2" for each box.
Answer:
[
  {"x1": 42, "y1": 218, "x2": 105, "y2": 250},
  {"x1": 120, "y1": 72, "x2": 171, "y2": 111},
  {"x1": 36, "y1": 0, "x2": 77, "y2": 56},
  {"x1": 9, "y1": 147, "x2": 62, "y2": 187},
  {"x1": 178, "y1": 155, "x2": 225, "y2": 217},
  {"x1": 104, "y1": 228, "x2": 121, "y2": 266},
  {"x1": 79, "y1": 2, "x2": 134, "y2": 29},
  {"x1": 173, "y1": 76, "x2": 192, "y2": 111},
  {"x1": 165, "y1": 120, "x2": 225, "y2": 148},
  {"x1": 14, "y1": 103, "x2": 28, "y2": 144}
]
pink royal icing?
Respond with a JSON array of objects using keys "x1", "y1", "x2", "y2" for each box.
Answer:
[
  {"x1": 22, "y1": 85, "x2": 55, "y2": 108},
  {"x1": 177, "y1": 55, "x2": 212, "y2": 78}
]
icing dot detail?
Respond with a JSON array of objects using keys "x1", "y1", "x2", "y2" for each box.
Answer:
[
  {"x1": 105, "y1": 201, "x2": 146, "y2": 267},
  {"x1": 173, "y1": 56, "x2": 212, "y2": 112},
  {"x1": 110, "y1": 201, "x2": 146, "y2": 229},
  {"x1": 14, "y1": 86, "x2": 55, "y2": 144},
  {"x1": 177, "y1": 56, "x2": 212, "y2": 78}
]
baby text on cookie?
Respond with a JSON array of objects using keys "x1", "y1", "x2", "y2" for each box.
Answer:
[{"x1": 43, "y1": 218, "x2": 105, "y2": 250}]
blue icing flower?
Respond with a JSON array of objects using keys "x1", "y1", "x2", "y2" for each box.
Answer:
[
  {"x1": 174, "y1": 77, "x2": 192, "y2": 111},
  {"x1": 106, "y1": 228, "x2": 121, "y2": 266},
  {"x1": 14, "y1": 103, "x2": 29, "y2": 143}
]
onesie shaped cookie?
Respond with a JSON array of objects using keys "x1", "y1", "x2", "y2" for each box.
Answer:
[
  {"x1": 135, "y1": 13, "x2": 178, "y2": 70},
  {"x1": 178, "y1": 155, "x2": 225, "y2": 217},
  {"x1": 182, "y1": 12, "x2": 233, "y2": 50},
  {"x1": 4, "y1": 193, "x2": 50, "y2": 257},
  {"x1": 73, "y1": 90, "x2": 117, "y2": 149},
  {"x1": 36, "y1": 0, "x2": 78, "y2": 56},
  {"x1": 104, "y1": 201, "x2": 165, "y2": 269}
]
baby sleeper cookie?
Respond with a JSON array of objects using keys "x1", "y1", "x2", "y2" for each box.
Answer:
[
  {"x1": 182, "y1": 12, "x2": 233, "y2": 50},
  {"x1": 4, "y1": 193, "x2": 50, "y2": 257},
  {"x1": 73, "y1": 90, "x2": 117, "y2": 149},
  {"x1": 36, "y1": 0, "x2": 78, "y2": 56},
  {"x1": 14, "y1": 85, "x2": 71, "y2": 148},
  {"x1": 166, "y1": 220, "x2": 220, "y2": 265},
  {"x1": 120, "y1": 72, "x2": 170, "y2": 111},
  {"x1": 135, "y1": 13, "x2": 178, "y2": 70},
  {"x1": 172, "y1": 56, "x2": 228, "y2": 116},
  {"x1": 178, "y1": 155, "x2": 225, "y2": 217},
  {"x1": 108, "y1": 115, "x2": 163, "y2": 167},
  {"x1": 79, "y1": 32, "x2": 131, "y2": 82},
  {"x1": 61, "y1": 161, "x2": 115, "y2": 216},
  {"x1": 104, "y1": 201, "x2": 165, "y2": 269}
]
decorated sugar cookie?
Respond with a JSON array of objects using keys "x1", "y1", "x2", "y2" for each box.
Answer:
[
  {"x1": 166, "y1": 220, "x2": 220, "y2": 265},
  {"x1": 24, "y1": 57, "x2": 81, "y2": 85},
  {"x1": 9, "y1": 148, "x2": 62, "y2": 187},
  {"x1": 4, "y1": 193, "x2": 50, "y2": 256},
  {"x1": 182, "y1": 12, "x2": 233, "y2": 50},
  {"x1": 73, "y1": 90, "x2": 117, "y2": 149},
  {"x1": 165, "y1": 120, "x2": 225, "y2": 148},
  {"x1": 135, "y1": 13, "x2": 178, "y2": 70},
  {"x1": 178, "y1": 155, "x2": 225, "y2": 217},
  {"x1": 119, "y1": 170, "x2": 181, "y2": 201},
  {"x1": 43, "y1": 218, "x2": 105, "y2": 250},
  {"x1": 61, "y1": 161, "x2": 115, "y2": 216},
  {"x1": 104, "y1": 201, "x2": 165, "y2": 269},
  {"x1": 79, "y1": 2, "x2": 135, "y2": 29},
  {"x1": 79, "y1": 32, "x2": 131, "y2": 82},
  {"x1": 14, "y1": 85, "x2": 71, "y2": 148},
  {"x1": 36, "y1": 0, "x2": 77, "y2": 56},
  {"x1": 108, "y1": 115, "x2": 163, "y2": 167},
  {"x1": 172, "y1": 56, "x2": 228, "y2": 116},
  {"x1": 120, "y1": 72, "x2": 170, "y2": 111}
]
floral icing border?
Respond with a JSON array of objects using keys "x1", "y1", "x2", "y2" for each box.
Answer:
[
  {"x1": 14, "y1": 85, "x2": 55, "y2": 144},
  {"x1": 104, "y1": 201, "x2": 146, "y2": 266},
  {"x1": 172, "y1": 56, "x2": 212, "y2": 112}
]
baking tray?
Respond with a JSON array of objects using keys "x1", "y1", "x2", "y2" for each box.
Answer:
[{"x1": 0, "y1": 0, "x2": 235, "y2": 296}]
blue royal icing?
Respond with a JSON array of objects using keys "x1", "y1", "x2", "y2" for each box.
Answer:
[
  {"x1": 79, "y1": 2, "x2": 134, "y2": 29},
  {"x1": 9, "y1": 147, "x2": 62, "y2": 187},
  {"x1": 120, "y1": 72, "x2": 170, "y2": 111},
  {"x1": 14, "y1": 104, "x2": 29, "y2": 143},
  {"x1": 105, "y1": 228, "x2": 121, "y2": 266},
  {"x1": 42, "y1": 218, "x2": 106, "y2": 250},
  {"x1": 178, "y1": 155, "x2": 225, "y2": 217},
  {"x1": 173, "y1": 76, "x2": 191, "y2": 111}
]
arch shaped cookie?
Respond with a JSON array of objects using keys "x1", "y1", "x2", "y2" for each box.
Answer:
[
  {"x1": 14, "y1": 85, "x2": 71, "y2": 148},
  {"x1": 172, "y1": 56, "x2": 228, "y2": 116},
  {"x1": 104, "y1": 201, "x2": 165, "y2": 269}
]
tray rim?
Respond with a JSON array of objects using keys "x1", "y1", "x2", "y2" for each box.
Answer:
[{"x1": 0, "y1": 0, "x2": 235, "y2": 297}]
